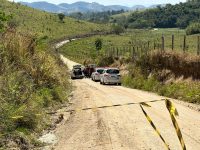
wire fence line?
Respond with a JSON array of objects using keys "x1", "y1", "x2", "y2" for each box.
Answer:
[
  {"x1": 62, "y1": 34, "x2": 200, "y2": 61},
  {"x1": 104, "y1": 35, "x2": 200, "y2": 58}
]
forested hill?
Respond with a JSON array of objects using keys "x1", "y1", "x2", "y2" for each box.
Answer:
[{"x1": 114, "y1": 0, "x2": 200, "y2": 30}]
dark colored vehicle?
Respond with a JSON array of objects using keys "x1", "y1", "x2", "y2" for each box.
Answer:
[
  {"x1": 83, "y1": 64, "x2": 96, "y2": 78},
  {"x1": 71, "y1": 65, "x2": 84, "y2": 79}
]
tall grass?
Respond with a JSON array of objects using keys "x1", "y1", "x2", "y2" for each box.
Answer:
[
  {"x1": 122, "y1": 51, "x2": 200, "y2": 104},
  {"x1": 0, "y1": 28, "x2": 71, "y2": 148}
]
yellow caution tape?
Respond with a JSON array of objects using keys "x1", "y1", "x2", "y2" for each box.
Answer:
[
  {"x1": 48, "y1": 99, "x2": 186, "y2": 150},
  {"x1": 92, "y1": 107, "x2": 98, "y2": 112},
  {"x1": 140, "y1": 104, "x2": 170, "y2": 150},
  {"x1": 75, "y1": 108, "x2": 82, "y2": 112},
  {"x1": 11, "y1": 114, "x2": 41, "y2": 119},
  {"x1": 11, "y1": 116, "x2": 24, "y2": 119},
  {"x1": 65, "y1": 99, "x2": 165, "y2": 113},
  {"x1": 165, "y1": 99, "x2": 186, "y2": 150},
  {"x1": 140, "y1": 102, "x2": 151, "y2": 107}
]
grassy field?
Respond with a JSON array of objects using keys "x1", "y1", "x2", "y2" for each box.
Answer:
[
  {"x1": 0, "y1": 0, "x2": 109, "y2": 41},
  {"x1": 59, "y1": 28, "x2": 200, "y2": 64}
]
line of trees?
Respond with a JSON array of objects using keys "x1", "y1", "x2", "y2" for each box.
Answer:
[
  {"x1": 111, "y1": 1, "x2": 200, "y2": 34},
  {"x1": 68, "y1": 9, "x2": 125, "y2": 23}
]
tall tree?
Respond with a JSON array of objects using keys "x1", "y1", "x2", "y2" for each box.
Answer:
[
  {"x1": 95, "y1": 38, "x2": 103, "y2": 51},
  {"x1": 58, "y1": 13, "x2": 65, "y2": 22}
]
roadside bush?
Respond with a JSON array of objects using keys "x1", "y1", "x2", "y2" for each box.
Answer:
[
  {"x1": 186, "y1": 22, "x2": 200, "y2": 35},
  {"x1": 111, "y1": 24, "x2": 124, "y2": 35},
  {"x1": 128, "y1": 19, "x2": 154, "y2": 29},
  {"x1": 97, "y1": 56, "x2": 114, "y2": 67},
  {"x1": 0, "y1": 28, "x2": 70, "y2": 148},
  {"x1": 122, "y1": 53, "x2": 200, "y2": 104}
]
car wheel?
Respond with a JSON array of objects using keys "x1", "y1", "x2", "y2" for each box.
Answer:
[{"x1": 118, "y1": 83, "x2": 121, "y2": 86}]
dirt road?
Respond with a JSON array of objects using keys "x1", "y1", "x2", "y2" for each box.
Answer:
[{"x1": 52, "y1": 56, "x2": 200, "y2": 150}]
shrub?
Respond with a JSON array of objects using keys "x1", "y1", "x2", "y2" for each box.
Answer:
[
  {"x1": 58, "y1": 13, "x2": 65, "y2": 22},
  {"x1": 95, "y1": 38, "x2": 103, "y2": 51},
  {"x1": 186, "y1": 22, "x2": 200, "y2": 35},
  {"x1": 0, "y1": 28, "x2": 70, "y2": 148},
  {"x1": 111, "y1": 24, "x2": 124, "y2": 35},
  {"x1": 97, "y1": 56, "x2": 114, "y2": 67}
]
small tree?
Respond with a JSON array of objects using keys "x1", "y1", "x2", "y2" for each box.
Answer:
[
  {"x1": 0, "y1": 12, "x2": 9, "y2": 32},
  {"x1": 58, "y1": 13, "x2": 65, "y2": 22},
  {"x1": 95, "y1": 38, "x2": 102, "y2": 51},
  {"x1": 111, "y1": 24, "x2": 124, "y2": 35}
]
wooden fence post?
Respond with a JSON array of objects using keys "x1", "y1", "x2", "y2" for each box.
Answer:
[
  {"x1": 172, "y1": 34, "x2": 174, "y2": 51},
  {"x1": 183, "y1": 35, "x2": 186, "y2": 53},
  {"x1": 162, "y1": 35, "x2": 165, "y2": 51},
  {"x1": 147, "y1": 41, "x2": 150, "y2": 52},
  {"x1": 154, "y1": 41, "x2": 156, "y2": 50},
  {"x1": 198, "y1": 36, "x2": 200, "y2": 55},
  {"x1": 132, "y1": 47, "x2": 135, "y2": 58}
]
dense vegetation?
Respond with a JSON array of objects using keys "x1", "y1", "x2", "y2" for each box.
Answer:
[
  {"x1": 0, "y1": 12, "x2": 71, "y2": 149},
  {"x1": 68, "y1": 9, "x2": 126, "y2": 23},
  {"x1": 68, "y1": 0, "x2": 200, "y2": 35},
  {"x1": 111, "y1": 0, "x2": 200, "y2": 35},
  {"x1": 186, "y1": 22, "x2": 200, "y2": 35}
]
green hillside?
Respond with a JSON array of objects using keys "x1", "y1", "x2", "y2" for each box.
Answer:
[{"x1": 0, "y1": 0, "x2": 109, "y2": 41}]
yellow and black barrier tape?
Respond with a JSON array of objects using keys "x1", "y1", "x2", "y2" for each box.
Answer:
[
  {"x1": 65, "y1": 99, "x2": 186, "y2": 150},
  {"x1": 10, "y1": 114, "x2": 42, "y2": 120},
  {"x1": 65, "y1": 99, "x2": 165, "y2": 113},
  {"x1": 140, "y1": 103, "x2": 170, "y2": 150},
  {"x1": 8, "y1": 99, "x2": 186, "y2": 150},
  {"x1": 165, "y1": 99, "x2": 186, "y2": 150}
]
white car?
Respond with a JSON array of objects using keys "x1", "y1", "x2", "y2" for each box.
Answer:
[
  {"x1": 100, "y1": 68, "x2": 121, "y2": 85},
  {"x1": 91, "y1": 68, "x2": 105, "y2": 81}
]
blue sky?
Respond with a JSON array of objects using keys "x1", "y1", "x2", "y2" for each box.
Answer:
[{"x1": 13, "y1": 0, "x2": 187, "y2": 6}]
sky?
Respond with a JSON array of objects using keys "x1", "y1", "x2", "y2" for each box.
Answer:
[{"x1": 12, "y1": 0, "x2": 187, "y2": 6}]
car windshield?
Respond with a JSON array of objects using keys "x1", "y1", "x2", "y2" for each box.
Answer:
[
  {"x1": 74, "y1": 69, "x2": 82, "y2": 75},
  {"x1": 97, "y1": 69, "x2": 104, "y2": 74},
  {"x1": 106, "y1": 69, "x2": 119, "y2": 74}
]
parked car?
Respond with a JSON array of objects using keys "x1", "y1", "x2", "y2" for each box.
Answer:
[
  {"x1": 100, "y1": 68, "x2": 121, "y2": 85},
  {"x1": 83, "y1": 64, "x2": 96, "y2": 78},
  {"x1": 71, "y1": 65, "x2": 84, "y2": 79},
  {"x1": 91, "y1": 68, "x2": 105, "y2": 81}
]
